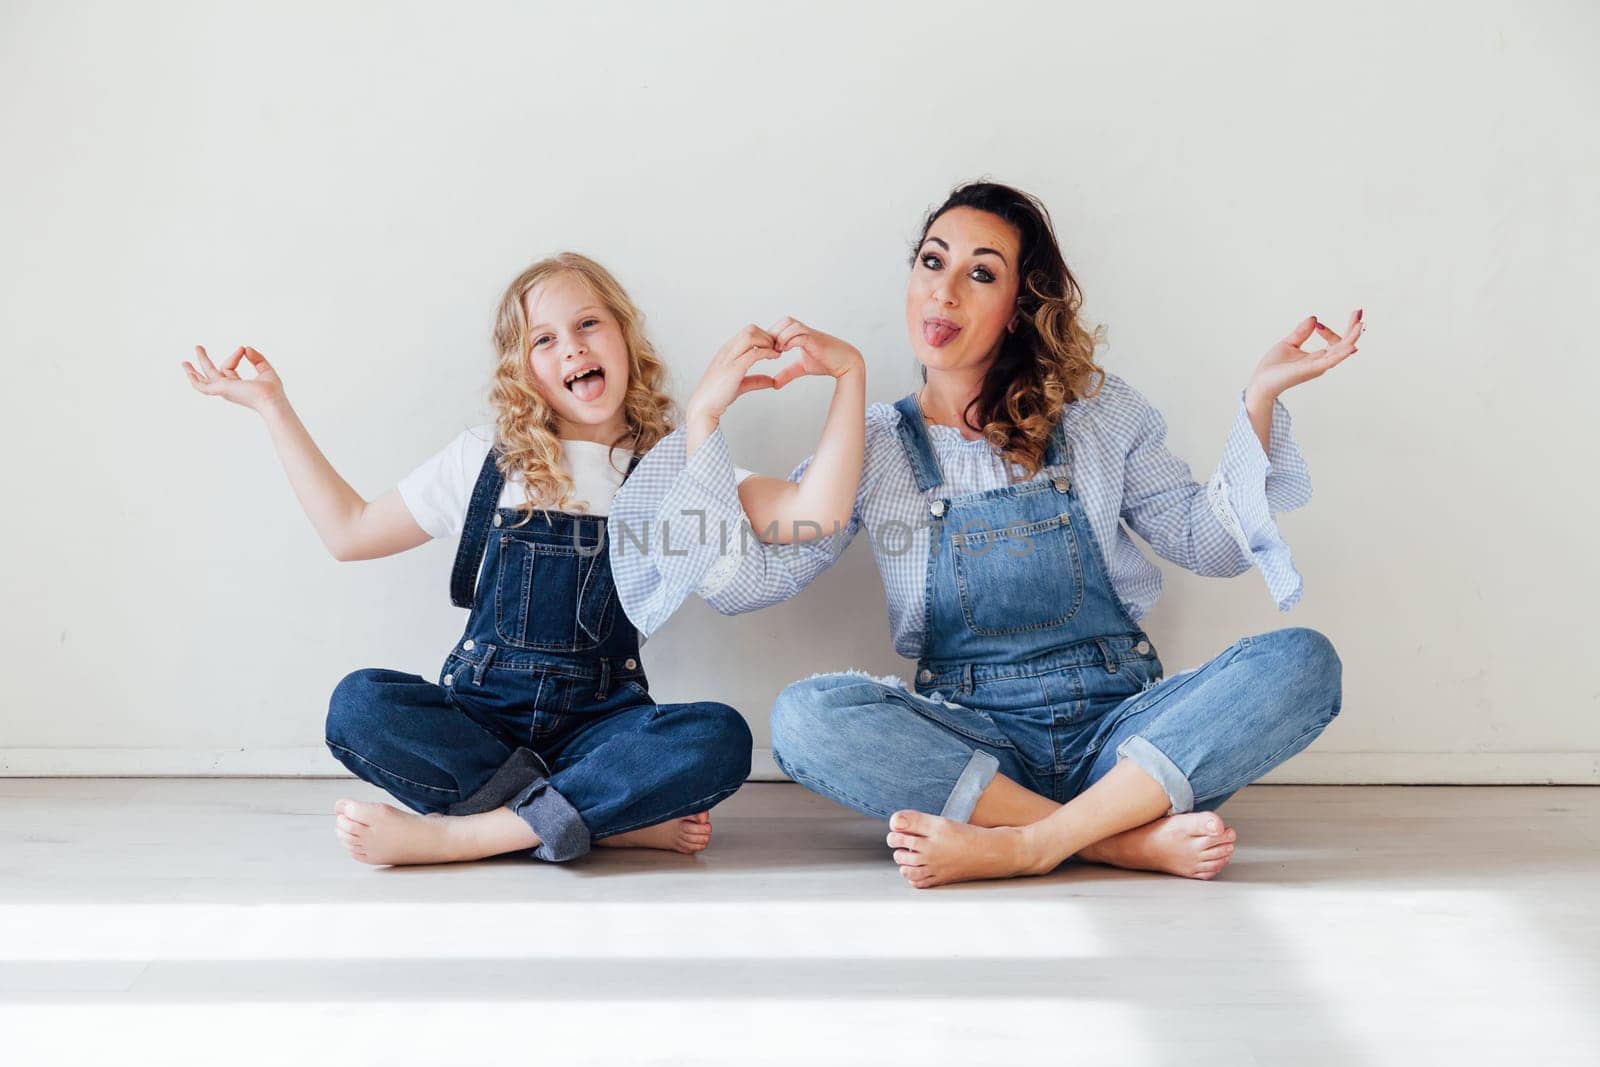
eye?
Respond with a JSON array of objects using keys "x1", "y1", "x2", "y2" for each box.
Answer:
[
  {"x1": 971, "y1": 266, "x2": 996, "y2": 284},
  {"x1": 580, "y1": 317, "x2": 600, "y2": 329},
  {"x1": 531, "y1": 334, "x2": 553, "y2": 348},
  {"x1": 920, "y1": 253, "x2": 944, "y2": 270}
]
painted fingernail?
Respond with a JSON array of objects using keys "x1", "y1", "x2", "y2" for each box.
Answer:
[{"x1": 1356, "y1": 308, "x2": 1364, "y2": 320}]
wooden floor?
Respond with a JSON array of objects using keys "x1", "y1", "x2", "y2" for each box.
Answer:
[{"x1": 1, "y1": 779, "x2": 1596, "y2": 1066}]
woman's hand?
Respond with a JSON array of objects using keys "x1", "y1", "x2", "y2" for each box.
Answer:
[
  {"x1": 1241, "y1": 309, "x2": 1363, "y2": 452},
  {"x1": 182, "y1": 345, "x2": 286, "y2": 414},
  {"x1": 1246, "y1": 310, "x2": 1363, "y2": 405},
  {"x1": 766, "y1": 316, "x2": 865, "y2": 388}
]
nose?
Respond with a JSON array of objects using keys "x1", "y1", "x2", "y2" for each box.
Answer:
[
  {"x1": 560, "y1": 333, "x2": 588, "y2": 361},
  {"x1": 929, "y1": 276, "x2": 957, "y2": 307}
]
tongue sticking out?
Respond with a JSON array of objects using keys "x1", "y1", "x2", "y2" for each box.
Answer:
[
  {"x1": 923, "y1": 321, "x2": 960, "y2": 347},
  {"x1": 570, "y1": 372, "x2": 605, "y2": 402}
]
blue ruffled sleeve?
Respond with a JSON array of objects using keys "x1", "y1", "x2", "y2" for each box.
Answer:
[{"x1": 1117, "y1": 379, "x2": 1313, "y2": 611}]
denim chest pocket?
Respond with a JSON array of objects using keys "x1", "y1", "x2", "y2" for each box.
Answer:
[
  {"x1": 492, "y1": 534, "x2": 615, "y2": 651},
  {"x1": 950, "y1": 510, "x2": 1084, "y2": 635}
]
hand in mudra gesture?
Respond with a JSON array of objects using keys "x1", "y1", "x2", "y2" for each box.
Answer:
[
  {"x1": 182, "y1": 345, "x2": 286, "y2": 413},
  {"x1": 1248, "y1": 309, "x2": 1364, "y2": 402}
]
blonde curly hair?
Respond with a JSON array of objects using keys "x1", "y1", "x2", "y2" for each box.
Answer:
[
  {"x1": 915, "y1": 182, "x2": 1106, "y2": 478},
  {"x1": 488, "y1": 253, "x2": 676, "y2": 521}
]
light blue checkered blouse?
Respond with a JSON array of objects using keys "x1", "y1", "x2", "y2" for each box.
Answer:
[{"x1": 608, "y1": 372, "x2": 1312, "y2": 657}]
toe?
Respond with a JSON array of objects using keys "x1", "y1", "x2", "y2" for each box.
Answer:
[
  {"x1": 889, "y1": 810, "x2": 936, "y2": 835},
  {"x1": 893, "y1": 849, "x2": 924, "y2": 866},
  {"x1": 1196, "y1": 813, "x2": 1224, "y2": 836},
  {"x1": 885, "y1": 831, "x2": 922, "y2": 850}
]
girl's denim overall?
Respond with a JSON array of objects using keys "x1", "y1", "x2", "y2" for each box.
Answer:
[
  {"x1": 326, "y1": 449, "x2": 752, "y2": 861},
  {"x1": 769, "y1": 394, "x2": 1342, "y2": 822}
]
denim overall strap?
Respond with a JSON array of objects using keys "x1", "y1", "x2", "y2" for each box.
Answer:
[
  {"x1": 892, "y1": 393, "x2": 945, "y2": 493},
  {"x1": 449, "y1": 449, "x2": 508, "y2": 609}
]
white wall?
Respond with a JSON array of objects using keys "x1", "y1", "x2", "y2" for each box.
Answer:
[{"x1": 2, "y1": 0, "x2": 1596, "y2": 782}]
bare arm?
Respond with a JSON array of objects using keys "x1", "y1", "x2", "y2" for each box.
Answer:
[{"x1": 183, "y1": 345, "x2": 430, "y2": 562}]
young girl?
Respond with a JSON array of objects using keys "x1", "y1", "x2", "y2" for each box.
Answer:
[{"x1": 182, "y1": 253, "x2": 858, "y2": 867}]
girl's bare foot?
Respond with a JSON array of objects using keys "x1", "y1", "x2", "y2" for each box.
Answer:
[
  {"x1": 885, "y1": 810, "x2": 1044, "y2": 889},
  {"x1": 333, "y1": 799, "x2": 538, "y2": 866},
  {"x1": 596, "y1": 812, "x2": 713, "y2": 855},
  {"x1": 1077, "y1": 812, "x2": 1238, "y2": 880}
]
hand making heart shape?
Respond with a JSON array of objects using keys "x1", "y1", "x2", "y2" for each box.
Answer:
[{"x1": 685, "y1": 317, "x2": 865, "y2": 439}]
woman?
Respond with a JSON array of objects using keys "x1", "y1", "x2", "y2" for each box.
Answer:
[{"x1": 610, "y1": 182, "x2": 1358, "y2": 887}]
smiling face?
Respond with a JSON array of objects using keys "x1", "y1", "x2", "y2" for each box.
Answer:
[
  {"x1": 522, "y1": 272, "x2": 631, "y2": 442},
  {"x1": 904, "y1": 206, "x2": 1023, "y2": 377}
]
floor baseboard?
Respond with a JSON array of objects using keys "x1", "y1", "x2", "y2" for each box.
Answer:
[{"x1": 2, "y1": 747, "x2": 1597, "y2": 784}]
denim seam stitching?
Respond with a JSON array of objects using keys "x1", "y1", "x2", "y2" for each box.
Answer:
[
  {"x1": 325, "y1": 740, "x2": 460, "y2": 797},
  {"x1": 773, "y1": 750, "x2": 896, "y2": 821},
  {"x1": 1199, "y1": 714, "x2": 1337, "y2": 805}
]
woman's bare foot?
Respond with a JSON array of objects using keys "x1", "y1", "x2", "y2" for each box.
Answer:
[
  {"x1": 596, "y1": 812, "x2": 713, "y2": 855},
  {"x1": 1077, "y1": 812, "x2": 1237, "y2": 880},
  {"x1": 885, "y1": 810, "x2": 1047, "y2": 889},
  {"x1": 333, "y1": 799, "x2": 539, "y2": 866}
]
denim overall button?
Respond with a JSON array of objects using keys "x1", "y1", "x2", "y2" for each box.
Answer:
[
  {"x1": 442, "y1": 673, "x2": 454, "y2": 687},
  {"x1": 1053, "y1": 477, "x2": 1070, "y2": 492},
  {"x1": 492, "y1": 514, "x2": 503, "y2": 527},
  {"x1": 624, "y1": 657, "x2": 638, "y2": 670},
  {"x1": 1134, "y1": 640, "x2": 1150, "y2": 655},
  {"x1": 918, "y1": 668, "x2": 933, "y2": 683},
  {"x1": 930, "y1": 499, "x2": 946, "y2": 517},
  {"x1": 461, "y1": 639, "x2": 475, "y2": 652},
  {"x1": 929, "y1": 691, "x2": 945, "y2": 703}
]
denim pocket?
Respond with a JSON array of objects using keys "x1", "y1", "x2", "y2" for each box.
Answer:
[
  {"x1": 952, "y1": 511, "x2": 1084, "y2": 635},
  {"x1": 878, "y1": 684, "x2": 1015, "y2": 749},
  {"x1": 492, "y1": 533, "x2": 614, "y2": 651}
]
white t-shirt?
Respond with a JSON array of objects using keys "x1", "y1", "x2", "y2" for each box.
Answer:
[{"x1": 398, "y1": 425, "x2": 754, "y2": 540}]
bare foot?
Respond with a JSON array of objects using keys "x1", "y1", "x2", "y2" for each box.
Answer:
[
  {"x1": 333, "y1": 799, "x2": 537, "y2": 866},
  {"x1": 885, "y1": 810, "x2": 1045, "y2": 889},
  {"x1": 1078, "y1": 812, "x2": 1237, "y2": 880},
  {"x1": 596, "y1": 812, "x2": 713, "y2": 855}
]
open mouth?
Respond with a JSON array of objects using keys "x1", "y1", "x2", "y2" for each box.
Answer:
[{"x1": 563, "y1": 364, "x2": 606, "y2": 401}]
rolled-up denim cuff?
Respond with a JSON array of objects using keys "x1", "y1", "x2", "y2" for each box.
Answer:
[
  {"x1": 448, "y1": 747, "x2": 550, "y2": 816},
  {"x1": 509, "y1": 778, "x2": 591, "y2": 862},
  {"x1": 445, "y1": 748, "x2": 592, "y2": 862},
  {"x1": 1116, "y1": 735, "x2": 1194, "y2": 815},
  {"x1": 938, "y1": 749, "x2": 1000, "y2": 823}
]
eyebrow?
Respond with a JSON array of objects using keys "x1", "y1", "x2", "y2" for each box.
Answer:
[
  {"x1": 921, "y1": 236, "x2": 1009, "y2": 266},
  {"x1": 527, "y1": 305, "x2": 606, "y2": 334}
]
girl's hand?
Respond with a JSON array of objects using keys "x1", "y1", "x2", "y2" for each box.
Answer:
[
  {"x1": 766, "y1": 316, "x2": 865, "y2": 389},
  {"x1": 1246, "y1": 309, "x2": 1363, "y2": 405},
  {"x1": 182, "y1": 345, "x2": 286, "y2": 414},
  {"x1": 685, "y1": 324, "x2": 784, "y2": 434}
]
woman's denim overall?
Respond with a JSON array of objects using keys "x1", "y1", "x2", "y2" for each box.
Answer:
[
  {"x1": 770, "y1": 393, "x2": 1342, "y2": 822},
  {"x1": 326, "y1": 449, "x2": 752, "y2": 861}
]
